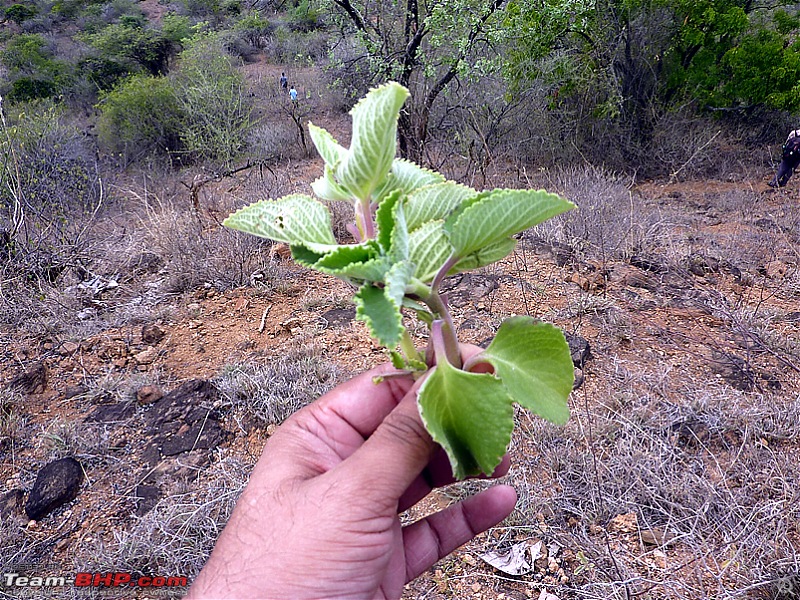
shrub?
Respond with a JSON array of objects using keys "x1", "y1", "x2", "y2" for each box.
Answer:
[
  {"x1": 170, "y1": 32, "x2": 255, "y2": 167},
  {"x1": 4, "y1": 3, "x2": 38, "y2": 25},
  {"x1": 96, "y1": 73, "x2": 184, "y2": 161}
]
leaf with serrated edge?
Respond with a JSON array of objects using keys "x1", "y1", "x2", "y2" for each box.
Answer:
[
  {"x1": 445, "y1": 189, "x2": 574, "y2": 258},
  {"x1": 452, "y1": 238, "x2": 517, "y2": 274},
  {"x1": 374, "y1": 158, "x2": 446, "y2": 201},
  {"x1": 389, "y1": 196, "x2": 409, "y2": 262},
  {"x1": 354, "y1": 283, "x2": 403, "y2": 347},
  {"x1": 375, "y1": 189, "x2": 402, "y2": 254},
  {"x1": 478, "y1": 317, "x2": 573, "y2": 424},
  {"x1": 418, "y1": 360, "x2": 514, "y2": 479},
  {"x1": 224, "y1": 195, "x2": 338, "y2": 253},
  {"x1": 385, "y1": 260, "x2": 414, "y2": 308},
  {"x1": 311, "y1": 167, "x2": 352, "y2": 202},
  {"x1": 406, "y1": 182, "x2": 477, "y2": 232},
  {"x1": 308, "y1": 123, "x2": 346, "y2": 167},
  {"x1": 338, "y1": 82, "x2": 410, "y2": 201},
  {"x1": 408, "y1": 220, "x2": 453, "y2": 283},
  {"x1": 314, "y1": 242, "x2": 389, "y2": 282}
]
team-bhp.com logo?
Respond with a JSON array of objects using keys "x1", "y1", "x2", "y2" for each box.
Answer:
[{"x1": 4, "y1": 572, "x2": 188, "y2": 589}]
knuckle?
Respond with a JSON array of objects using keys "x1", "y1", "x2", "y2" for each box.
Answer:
[{"x1": 380, "y1": 409, "x2": 430, "y2": 449}]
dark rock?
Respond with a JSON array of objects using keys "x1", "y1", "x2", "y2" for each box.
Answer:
[
  {"x1": 321, "y1": 307, "x2": 356, "y2": 328},
  {"x1": 564, "y1": 333, "x2": 591, "y2": 367},
  {"x1": 710, "y1": 352, "x2": 756, "y2": 392},
  {"x1": 687, "y1": 253, "x2": 720, "y2": 276},
  {"x1": 613, "y1": 265, "x2": 659, "y2": 291},
  {"x1": 629, "y1": 254, "x2": 667, "y2": 274},
  {"x1": 9, "y1": 362, "x2": 47, "y2": 394},
  {"x1": 142, "y1": 324, "x2": 165, "y2": 345},
  {"x1": 86, "y1": 402, "x2": 135, "y2": 423},
  {"x1": 573, "y1": 368, "x2": 585, "y2": 390},
  {"x1": 141, "y1": 442, "x2": 162, "y2": 471},
  {"x1": 136, "y1": 385, "x2": 163, "y2": 405},
  {"x1": 0, "y1": 489, "x2": 24, "y2": 520},
  {"x1": 754, "y1": 217, "x2": 779, "y2": 231},
  {"x1": 134, "y1": 485, "x2": 161, "y2": 517},
  {"x1": 25, "y1": 458, "x2": 84, "y2": 520},
  {"x1": 160, "y1": 420, "x2": 223, "y2": 456},
  {"x1": 144, "y1": 379, "x2": 220, "y2": 435},
  {"x1": 64, "y1": 385, "x2": 88, "y2": 400}
]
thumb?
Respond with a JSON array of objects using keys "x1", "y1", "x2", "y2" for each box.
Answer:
[{"x1": 334, "y1": 386, "x2": 434, "y2": 504}]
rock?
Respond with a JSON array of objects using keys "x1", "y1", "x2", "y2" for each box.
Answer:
[
  {"x1": 9, "y1": 362, "x2": 47, "y2": 394},
  {"x1": 25, "y1": 458, "x2": 84, "y2": 521},
  {"x1": 0, "y1": 489, "x2": 25, "y2": 520},
  {"x1": 686, "y1": 253, "x2": 720, "y2": 276},
  {"x1": 144, "y1": 379, "x2": 220, "y2": 436},
  {"x1": 573, "y1": 368, "x2": 585, "y2": 390},
  {"x1": 613, "y1": 264, "x2": 658, "y2": 291},
  {"x1": 136, "y1": 385, "x2": 163, "y2": 405},
  {"x1": 160, "y1": 420, "x2": 223, "y2": 456},
  {"x1": 629, "y1": 254, "x2": 667, "y2": 274},
  {"x1": 134, "y1": 347, "x2": 159, "y2": 365},
  {"x1": 564, "y1": 333, "x2": 591, "y2": 367},
  {"x1": 57, "y1": 341, "x2": 80, "y2": 357},
  {"x1": 64, "y1": 385, "x2": 88, "y2": 400},
  {"x1": 86, "y1": 402, "x2": 135, "y2": 423},
  {"x1": 134, "y1": 484, "x2": 161, "y2": 516},
  {"x1": 321, "y1": 307, "x2": 356, "y2": 328},
  {"x1": 142, "y1": 324, "x2": 165, "y2": 345}
]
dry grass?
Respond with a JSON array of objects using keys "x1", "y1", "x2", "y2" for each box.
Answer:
[{"x1": 216, "y1": 340, "x2": 345, "y2": 429}]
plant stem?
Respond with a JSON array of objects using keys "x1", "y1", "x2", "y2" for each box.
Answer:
[
  {"x1": 425, "y1": 294, "x2": 461, "y2": 369},
  {"x1": 354, "y1": 198, "x2": 375, "y2": 240},
  {"x1": 400, "y1": 329, "x2": 424, "y2": 365}
]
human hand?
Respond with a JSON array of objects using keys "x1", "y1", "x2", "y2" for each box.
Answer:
[{"x1": 187, "y1": 348, "x2": 517, "y2": 599}]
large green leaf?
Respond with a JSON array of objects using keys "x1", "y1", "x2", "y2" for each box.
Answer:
[
  {"x1": 224, "y1": 195, "x2": 338, "y2": 253},
  {"x1": 478, "y1": 317, "x2": 573, "y2": 424},
  {"x1": 311, "y1": 166, "x2": 352, "y2": 202},
  {"x1": 337, "y1": 82, "x2": 410, "y2": 201},
  {"x1": 452, "y1": 238, "x2": 517, "y2": 274},
  {"x1": 313, "y1": 242, "x2": 388, "y2": 282},
  {"x1": 445, "y1": 189, "x2": 574, "y2": 258},
  {"x1": 308, "y1": 123, "x2": 346, "y2": 168},
  {"x1": 418, "y1": 360, "x2": 514, "y2": 479},
  {"x1": 408, "y1": 220, "x2": 453, "y2": 283},
  {"x1": 385, "y1": 260, "x2": 414, "y2": 308},
  {"x1": 354, "y1": 282, "x2": 404, "y2": 347},
  {"x1": 405, "y1": 182, "x2": 477, "y2": 232},
  {"x1": 374, "y1": 158, "x2": 446, "y2": 201}
]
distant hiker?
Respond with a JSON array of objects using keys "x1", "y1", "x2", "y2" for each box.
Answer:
[
  {"x1": 770, "y1": 129, "x2": 800, "y2": 187},
  {"x1": 289, "y1": 86, "x2": 298, "y2": 102},
  {"x1": 280, "y1": 72, "x2": 288, "y2": 92}
]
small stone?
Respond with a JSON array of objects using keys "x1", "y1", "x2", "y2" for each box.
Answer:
[
  {"x1": 134, "y1": 347, "x2": 158, "y2": 365},
  {"x1": 142, "y1": 324, "x2": 165, "y2": 345},
  {"x1": 136, "y1": 385, "x2": 163, "y2": 405},
  {"x1": 24, "y1": 457, "x2": 84, "y2": 521},
  {"x1": 57, "y1": 341, "x2": 79, "y2": 356},
  {"x1": 0, "y1": 489, "x2": 24, "y2": 520},
  {"x1": 9, "y1": 362, "x2": 47, "y2": 394}
]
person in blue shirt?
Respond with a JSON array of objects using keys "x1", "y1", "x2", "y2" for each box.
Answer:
[
  {"x1": 280, "y1": 72, "x2": 288, "y2": 92},
  {"x1": 289, "y1": 86, "x2": 298, "y2": 102}
]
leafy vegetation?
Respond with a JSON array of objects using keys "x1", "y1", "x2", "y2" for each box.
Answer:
[{"x1": 225, "y1": 83, "x2": 575, "y2": 478}]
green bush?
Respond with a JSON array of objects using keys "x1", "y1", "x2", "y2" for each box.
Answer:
[
  {"x1": 1, "y1": 33, "x2": 70, "y2": 102},
  {"x1": 79, "y1": 23, "x2": 176, "y2": 76},
  {"x1": 96, "y1": 73, "x2": 184, "y2": 161},
  {"x1": 4, "y1": 3, "x2": 38, "y2": 25},
  {"x1": 171, "y1": 32, "x2": 255, "y2": 166}
]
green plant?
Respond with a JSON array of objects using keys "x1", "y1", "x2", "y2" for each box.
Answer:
[{"x1": 224, "y1": 82, "x2": 575, "y2": 479}]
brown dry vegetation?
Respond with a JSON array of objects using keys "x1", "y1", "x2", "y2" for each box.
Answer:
[{"x1": 2, "y1": 63, "x2": 800, "y2": 600}]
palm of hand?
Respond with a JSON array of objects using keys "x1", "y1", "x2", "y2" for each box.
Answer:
[{"x1": 189, "y1": 362, "x2": 515, "y2": 599}]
